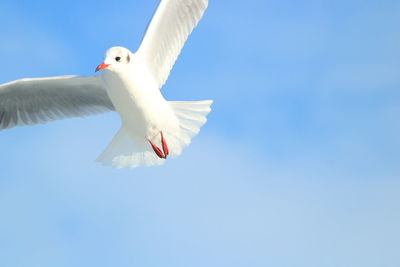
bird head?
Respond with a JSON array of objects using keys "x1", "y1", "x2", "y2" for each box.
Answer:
[{"x1": 95, "y1": 46, "x2": 132, "y2": 72}]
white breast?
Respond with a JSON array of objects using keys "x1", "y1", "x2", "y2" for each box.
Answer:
[{"x1": 100, "y1": 63, "x2": 178, "y2": 140}]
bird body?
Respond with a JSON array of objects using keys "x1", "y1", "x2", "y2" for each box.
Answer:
[
  {"x1": 0, "y1": 0, "x2": 212, "y2": 168},
  {"x1": 100, "y1": 50, "x2": 175, "y2": 143}
]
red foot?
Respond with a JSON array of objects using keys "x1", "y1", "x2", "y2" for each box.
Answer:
[
  {"x1": 161, "y1": 131, "x2": 169, "y2": 157},
  {"x1": 147, "y1": 131, "x2": 169, "y2": 159},
  {"x1": 148, "y1": 138, "x2": 165, "y2": 159}
]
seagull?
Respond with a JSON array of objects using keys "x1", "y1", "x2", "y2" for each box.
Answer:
[{"x1": 0, "y1": 0, "x2": 212, "y2": 168}]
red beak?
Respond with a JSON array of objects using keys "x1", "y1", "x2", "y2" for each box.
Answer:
[{"x1": 95, "y1": 62, "x2": 110, "y2": 72}]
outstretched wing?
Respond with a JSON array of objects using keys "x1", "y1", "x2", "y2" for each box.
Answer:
[
  {"x1": 0, "y1": 75, "x2": 115, "y2": 130},
  {"x1": 136, "y1": 0, "x2": 208, "y2": 89}
]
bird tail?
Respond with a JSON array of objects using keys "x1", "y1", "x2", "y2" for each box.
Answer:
[{"x1": 96, "y1": 100, "x2": 213, "y2": 168}]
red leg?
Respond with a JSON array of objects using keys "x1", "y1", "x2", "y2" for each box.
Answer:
[
  {"x1": 160, "y1": 131, "x2": 169, "y2": 157},
  {"x1": 147, "y1": 138, "x2": 165, "y2": 159}
]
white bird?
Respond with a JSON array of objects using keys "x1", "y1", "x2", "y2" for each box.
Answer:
[{"x1": 0, "y1": 0, "x2": 212, "y2": 168}]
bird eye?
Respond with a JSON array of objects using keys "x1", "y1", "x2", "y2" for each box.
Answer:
[{"x1": 115, "y1": 57, "x2": 121, "y2": 62}]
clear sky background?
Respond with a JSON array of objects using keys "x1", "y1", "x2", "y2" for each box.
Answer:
[{"x1": 0, "y1": 0, "x2": 399, "y2": 266}]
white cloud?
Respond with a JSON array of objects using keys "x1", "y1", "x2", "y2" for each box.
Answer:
[{"x1": 1, "y1": 118, "x2": 400, "y2": 267}]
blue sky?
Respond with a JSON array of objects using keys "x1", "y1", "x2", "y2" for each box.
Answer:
[{"x1": 0, "y1": 0, "x2": 399, "y2": 266}]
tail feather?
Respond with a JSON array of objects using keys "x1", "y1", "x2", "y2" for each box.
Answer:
[
  {"x1": 96, "y1": 100, "x2": 213, "y2": 168},
  {"x1": 166, "y1": 100, "x2": 212, "y2": 154},
  {"x1": 96, "y1": 127, "x2": 164, "y2": 168}
]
